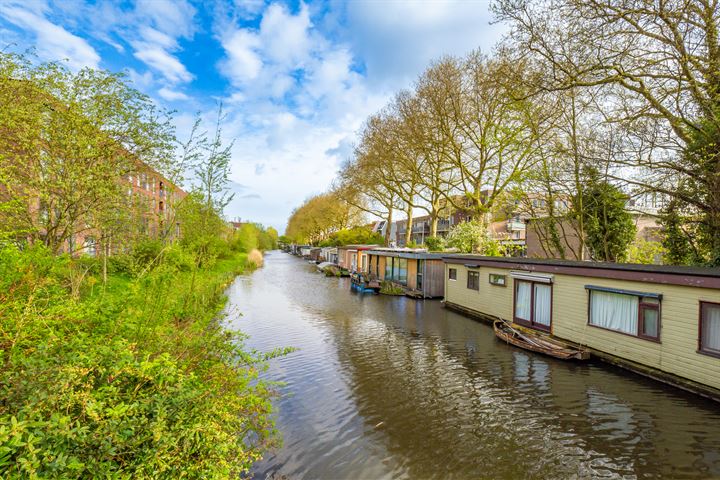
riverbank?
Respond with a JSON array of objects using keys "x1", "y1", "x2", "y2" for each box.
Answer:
[{"x1": 0, "y1": 245, "x2": 279, "y2": 478}]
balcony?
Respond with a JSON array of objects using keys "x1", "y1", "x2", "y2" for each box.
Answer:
[{"x1": 506, "y1": 220, "x2": 525, "y2": 232}]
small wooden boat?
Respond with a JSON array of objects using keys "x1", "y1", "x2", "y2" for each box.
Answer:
[
  {"x1": 350, "y1": 272, "x2": 380, "y2": 293},
  {"x1": 493, "y1": 319, "x2": 589, "y2": 360}
]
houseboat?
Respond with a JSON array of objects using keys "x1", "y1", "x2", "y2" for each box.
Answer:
[
  {"x1": 337, "y1": 245, "x2": 379, "y2": 274},
  {"x1": 320, "y1": 247, "x2": 338, "y2": 264},
  {"x1": 442, "y1": 255, "x2": 720, "y2": 400},
  {"x1": 366, "y1": 248, "x2": 446, "y2": 299}
]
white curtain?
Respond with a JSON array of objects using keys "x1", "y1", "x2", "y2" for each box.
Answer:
[
  {"x1": 590, "y1": 291, "x2": 638, "y2": 334},
  {"x1": 534, "y1": 284, "x2": 551, "y2": 326},
  {"x1": 515, "y1": 281, "x2": 531, "y2": 320},
  {"x1": 703, "y1": 304, "x2": 720, "y2": 351}
]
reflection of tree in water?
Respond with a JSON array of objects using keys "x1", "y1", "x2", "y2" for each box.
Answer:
[{"x1": 323, "y1": 296, "x2": 720, "y2": 479}]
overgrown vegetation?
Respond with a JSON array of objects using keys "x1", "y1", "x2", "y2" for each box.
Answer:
[
  {"x1": 0, "y1": 238, "x2": 285, "y2": 478},
  {"x1": 379, "y1": 281, "x2": 405, "y2": 295},
  {"x1": 0, "y1": 50, "x2": 283, "y2": 477}
]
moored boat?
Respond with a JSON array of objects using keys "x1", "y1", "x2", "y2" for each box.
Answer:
[
  {"x1": 350, "y1": 272, "x2": 380, "y2": 293},
  {"x1": 493, "y1": 319, "x2": 589, "y2": 360}
]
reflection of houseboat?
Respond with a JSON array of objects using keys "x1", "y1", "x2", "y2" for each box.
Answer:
[
  {"x1": 365, "y1": 248, "x2": 447, "y2": 299},
  {"x1": 442, "y1": 255, "x2": 720, "y2": 400}
]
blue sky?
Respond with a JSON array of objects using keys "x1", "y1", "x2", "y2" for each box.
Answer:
[{"x1": 0, "y1": 0, "x2": 505, "y2": 231}]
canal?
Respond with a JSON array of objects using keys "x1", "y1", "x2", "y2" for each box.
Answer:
[{"x1": 225, "y1": 252, "x2": 720, "y2": 479}]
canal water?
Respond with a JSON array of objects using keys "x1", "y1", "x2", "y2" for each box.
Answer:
[{"x1": 225, "y1": 252, "x2": 720, "y2": 479}]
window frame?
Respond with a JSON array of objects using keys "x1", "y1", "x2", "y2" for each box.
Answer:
[
  {"x1": 699, "y1": 301, "x2": 720, "y2": 358},
  {"x1": 586, "y1": 287, "x2": 662, "y2": 343},
  {"x1": 638, "y1": 298, "x2": 661, "y2": 341},
  {"x1": 448, "y1": 268, "x2": 457, "y2": 281},
  {"x1": 467, "y1": 270, "x2": 480, "y2": 291},
  {"x1": 513, "y1": 279, "x2": 552, "y2": 332},
  {"x1": 489, "y1": 273, "x2": 507, "y2": 287}
]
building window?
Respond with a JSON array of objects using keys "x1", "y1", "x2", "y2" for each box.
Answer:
[
  {"x1": 489, "y1": 274, "x2": 506, "y2": 286},
  {"x1": 448, "y1": 268, "x2": 457, "y2": 280},
  {"x1": 700, "y1": 302, "x2": 720, "y2": 357},
  {"x1": 467, "y1": 271, "x2": 480, "y2": 290},
  {"x1": 587, "y1": 287, "x2": 661, "y2": 341},
  {"x1": 84, "y1": 237, "x2": 97, "y2": 257},
  {"x1": 514, "y1": 280, "x2": 552, "y2": 331}
]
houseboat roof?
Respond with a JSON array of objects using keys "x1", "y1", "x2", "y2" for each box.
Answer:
[
  {"x1": 368, "y1": 248, "x2": 446, "y2": 260},
  {"x1": 337, "y1": 244, "x2": 381, "y2": 251},
  {"x1": 442, "y1": 255, "x2": 720, "y2": 289}
]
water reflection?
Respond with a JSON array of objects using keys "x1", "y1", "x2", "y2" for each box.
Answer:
[{"x1": 226, "y1": 252, "x2": 720, "y2": 479}]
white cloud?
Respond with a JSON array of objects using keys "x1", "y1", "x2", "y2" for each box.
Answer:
[
  {"x1": 133, "y1": 0, "x2": 196, "y2": 39},
  {"x1": 342, "y1": 0, "x2": 505, "y2": 87},
  {"x1": 133, "y1": 43, "x2": 193, "y2": 83},
  {"x1": 259, "y1": 2, "x2": 312, "y2": 66},
  {"x1": 158, "y1": 87, "x2": 190, "y2": 101},
  {"x1": 0, "y1": 2, "x2": 100, "y2": 69},
  {"x1": 220, "y1": 29, "x2": 263, "y2": 82}
]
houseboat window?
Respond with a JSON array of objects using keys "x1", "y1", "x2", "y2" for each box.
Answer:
[
  {"x1": 385, "y1": 258, "x2": 393, "y2": 280},
  {"x1": 467, "y1": 271, "x2": 480, "y2": 290},
  {"x1": 396, "y1": 258, "x2": 408, "y2": 284},
  {"x1": 700, "y1": 302, "x2": 720, "y2": 356},
  {"x1": 489, "y1": 274, "x2": 506, "y2": 286},
  {"x1": 588, "y1": 290, "x2": 661, "y2": 341},
  {"x1": 589, "y1": 290, "x2": 638, "y2": 335},
  {"x1": 639, "y1": 297, "x2": 660, "y2": 340},
  {"x1": 514, "y1": 280, "x2": 551, "y2": 331},
  {"x1": 448, "y1": 268, "x2": 457, "y2": 280}
]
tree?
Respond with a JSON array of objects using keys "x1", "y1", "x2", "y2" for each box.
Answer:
[
  {"x1": 574, "y1": 170, "x2": 636, "y2": 262},
  {"x1": 0, "y1": 51, "x2": 175, "y2": 254},
  {"x1": 446, "y1": 220, "x2": 506, "y2": 255},
  {"x1": 495, "y1": 0, "x2": 720, "y2": 264},
  {"x1": 320, "y1": 226, "x2": 384, "y2": 246},
  {"x1": 437, "y1": 53, "x2": 546, "y2": 222},
  {"x1": 193, "y1": 103, "x2": 235, "y2": 213},
  {"x1": 337, "y1": 130, "x2": 399, "y2": 246},
  {"x1": 285, "y1": 191, "x2": 362, "y2": 244}
]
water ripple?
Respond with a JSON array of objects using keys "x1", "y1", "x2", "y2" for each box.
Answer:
[{"x1": 226, "y1": 252, "x2": 720, "y2": 480}]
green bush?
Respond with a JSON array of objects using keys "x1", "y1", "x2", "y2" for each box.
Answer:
[
  {"x1": 380, "y1": 281, "x2": 404, "y2": 295},
  {"x1": 0, "y1": 243, "x2": 283, "y2": 478},
  {"x1": 424, "y1": 236, "x2": 445, "y2": 252},
  {"x1": 131, "y1": 239, "x2": 163, "y2": 266},
  {"x1": 107, "y1": 253, "x2": 135, "y2": 275}
]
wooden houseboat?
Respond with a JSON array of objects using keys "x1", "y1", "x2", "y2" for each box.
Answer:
[
  {"x1": 442, "y1": 255, "x2": 720, "y2": 400},
  {"x1": 365, "y1": 248, "x2": 446, "y2": 299},
  {"x1": 337, "y1": 245, "x2": 379, "y2": 273}
]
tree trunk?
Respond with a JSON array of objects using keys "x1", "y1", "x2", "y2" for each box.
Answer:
[
  {"x1": 102, "y1": 239, "x2": 108, "y2": 285},
  {"x1": 404, "y1": 205, "x2": 413, "y2": 246},
  {"x1": 430, "y1": 213, "x2": 439, "y2": 237},
  {"x1": 384, "y1": 209, "x2": 393, "y2": 247}
]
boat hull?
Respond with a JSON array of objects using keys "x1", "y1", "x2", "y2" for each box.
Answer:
[{"x1": 493, "y1": 320, "x2": 589, "y2": 360}]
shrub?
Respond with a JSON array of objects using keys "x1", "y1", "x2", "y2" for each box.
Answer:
[
  {"x1": 107, "y1": 254, "x2": 135, "y2": 275},
  {"x1": 380, "y1": 281, "x2": 404, "y2": 295},
  {"x1": 0, "y1": 244, "x2": 282, "y2": 478},
  {"x1": 247, "y1": 248, "x2": 264, "y2": 267},
  {"x1": 131, "y1": 238, "x2": 163, "y2": 267},
  {"x1": 424, "y1": 236, "x2": 445, "y2": 252},
  {"x1": 627, "y1": 238, "x2": 666, "y2": 264}
]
